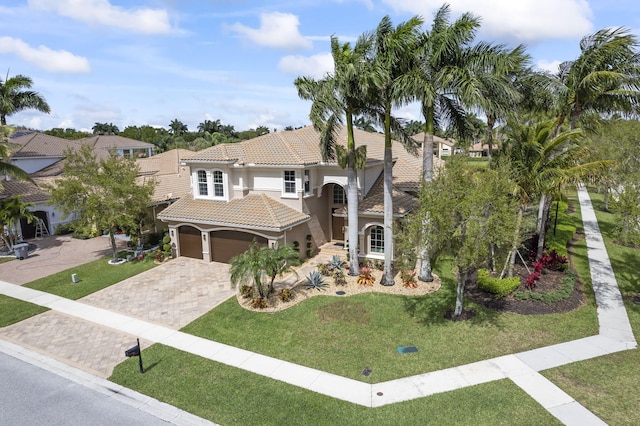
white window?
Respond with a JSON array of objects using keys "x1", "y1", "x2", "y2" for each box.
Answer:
[
  {"x1": 284, "y1": 170, "x2": 296, "y2": 194},
  {"x1": 213, "y1": 170, "x2": 224, "y2": 197},
  {"x1": 333, "y1": 185, "x2": 346, "y2": 204},
  {"x1": 304, "y1": 170, "x2": 311, "y2": 195},
  {"x1": 197, "y1": 170, "x2": 208, "y2": 196},
  {"x1": 370, "y1": 226, "x2": 384, "y2": 254}
]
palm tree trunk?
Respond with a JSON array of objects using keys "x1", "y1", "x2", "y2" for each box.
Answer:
[
  {"x1": 536, "y1": 196, "x2": 551, "y2": 259},
  {"x1": 381, "y1": 108, "x2": 394, "y2": 285},
  {"x1": 346, "y1": 114, "x2": 360, "y2": 276},
  {"x1": 418, "y1": 110, "x2": 435, "y2": 281},
  {"x1": 486, "y1": 115, "x2": 496, "y2": 159},
  {"x1": 604, "y1": 185, "x2": 610, "y2": 211},
  {"x1": 507, "y1": 204, "x2": 525, "y2": 277}
]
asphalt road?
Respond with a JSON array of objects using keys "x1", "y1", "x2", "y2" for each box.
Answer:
[{"x1": 0, "y1": 352, "x2": 170, "y2": 425}]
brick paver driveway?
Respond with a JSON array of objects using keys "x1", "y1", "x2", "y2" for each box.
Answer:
[
  {"x1": 0, "y1": 257, "x2": 235, "y2": 377},
  {"x1": 80, "y1": 257, "x2": 235, "y2": 329}
]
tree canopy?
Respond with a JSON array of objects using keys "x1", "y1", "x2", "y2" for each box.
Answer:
[
  {"x1": 47, "y1": 145, "x2": 154, "y2": 261},
  {"x1": 0, "y1": 71, "x2": 50, "y2": 126}
]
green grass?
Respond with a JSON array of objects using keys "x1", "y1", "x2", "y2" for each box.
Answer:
[
  {"x1": 542, "y1": 190, "x2": 640, "y2": 425},
  {"x1": 110, "y1": 344, "x2": 560, "y2": 426},
  {"x1": 0, "y1": 295, "x2": 49, "y2": 326},
  {"x1": 23, "y1": 255, "x2": 156, "y2": 300},
  {"x1": 0, "y1": 257, "x2": 14, "y2": 264}
]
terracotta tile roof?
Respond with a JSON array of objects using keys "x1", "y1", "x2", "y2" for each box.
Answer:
[
  {"x1": 157, "y1": 194, "x2": 310, "y2": 231},
  {"x1": 334, "y1": 173, "x2": 418, "y2": 217},
  {"x1": 136, "y1": 149, "x2": 193, "y2": 176},
  {"x1": 9, "y1": 132, "x2": 84, "y2": 158},
  {"x1": 30, "y1": 159, "x2": 65, "y2": 177},
  {"x1": 411, "y1": 133, "x2": 456, "y2": 147},
  {"x1": 80, "y1": 135, "x2": 155, "y2": 150},
  {"x1": 0, "y1": 177, "x2": 50, "y2": 203}
]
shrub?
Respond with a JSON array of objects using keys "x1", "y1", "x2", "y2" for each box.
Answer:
[
  {"x1": 240, "y1": 285, "x2": 253, "y2": 299},
  {"x1": 539, "y1": 250, "x2": 568, "y2": 271},
  {"x1": 357, "y1": 266, "x2": 375, "y2": 287},
  {"x1": 305, "y1": 271, "x2": 328, "y2": 291},
  {"x1": 251, "y1": 297, "x2": 268, "y2": 309},
  {"x1": 515, "y1": 270, "x2": 576, "y2": 303},
  {"x1": 54, "y1": 223, "x2": 74, "y2": 235},
  {"x1": 317, "y1": 263, "x2": 331, "y2": 276},
  {"x1": 400, "y1": 269, "x2": 418, "y2": 288},
  {"x1": 477, "y1": 269, "x2": 521, "y2": 297},
  {"x1": 145, "y1": 231, "x2": 163, "y2": 247},
  {"x1": 280, "y1": 288, "x2": 293, "y2": 302},
  {"x1": 333, "y1": 269, "x2": 347, "y2": 286},
  {"x1": 154, "y1": 249, "x2": 164, "y2": 262},
  {"x1": 162, "y1": 235, "x2": 172, "y2": 256}
]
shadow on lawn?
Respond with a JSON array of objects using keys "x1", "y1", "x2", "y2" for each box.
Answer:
[{"x1": 402, "y1": 275, "x2": 505, "y2": 328}]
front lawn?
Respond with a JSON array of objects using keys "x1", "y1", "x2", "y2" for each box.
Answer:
[
  {"x1": 23, "y1": 254, "x2": 156, "y2": 300},
  {"x1": 542, "y1": 190, "x2": 640, "y2": 425},
  {"x1": 110, "y1": 344, "x2": 560, "y2": 426},
  {"x1": 0, "y1": 295, "x2": 49, "y2": 327}
]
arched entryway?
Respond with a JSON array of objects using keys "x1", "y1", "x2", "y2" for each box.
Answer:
[
  {"x1": 210, "y1": 230, "x2": 267, "y2": 263},
  {"x1": 178, "y1": 225, "x2": 203, "y2": 259},
  {"x1": 330, "y1": 184, "x2": 346, "y2": 242}
]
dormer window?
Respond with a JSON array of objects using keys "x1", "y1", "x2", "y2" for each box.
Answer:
[
  {"x1": 284, "y1": 170, "x2": 296, "y2": 194},
  {"x1": 198, "y1": 170, "x2": 208, "y2": 196}
]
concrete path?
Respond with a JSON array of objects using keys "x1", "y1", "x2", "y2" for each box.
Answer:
[{"x1": 0, "y1": 186, "x2": 636, "y2": 425}]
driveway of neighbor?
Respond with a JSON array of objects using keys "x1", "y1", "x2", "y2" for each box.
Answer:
[
  {"x1": 0, "y1": 252, "x2": 236, "y2": 377},
  {"x1": 0, "y1": 235, "x2": 127, "y2": 285}
]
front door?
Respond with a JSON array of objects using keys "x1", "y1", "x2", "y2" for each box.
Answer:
[{"x1": 331, "y1": 208, "x2": 344, "y2": 241}]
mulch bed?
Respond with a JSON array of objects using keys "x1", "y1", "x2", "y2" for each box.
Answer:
[{"x1": 466, "y1": 264, "x2": 586, "y2": 315}]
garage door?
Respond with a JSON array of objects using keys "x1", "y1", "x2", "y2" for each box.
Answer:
[
  {"x1": 178, "y1": 226, "x2": 203, "y2": 259},
  {"x1": 210, "y1": 231, "x2": 267, "y2": 263},
  {"x1": 20, "y1": 211, "x2": 49, "y2": 239}
]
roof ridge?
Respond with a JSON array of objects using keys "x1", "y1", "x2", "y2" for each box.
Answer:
[
  {"x1": 260, "y1": 194, "x2": 280, "y2": 227},
  {"x1": 277, "y1": 131, "x2": 304, "y2": 164}
]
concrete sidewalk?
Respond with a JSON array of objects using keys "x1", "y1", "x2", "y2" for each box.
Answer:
[{"x1": 0, "y1": 186, "x2": 636, "y2": 425}]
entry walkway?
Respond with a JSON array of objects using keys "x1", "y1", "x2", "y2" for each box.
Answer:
[{"x1": 0, "y1": 186, "x2": 636, "y2": 425}]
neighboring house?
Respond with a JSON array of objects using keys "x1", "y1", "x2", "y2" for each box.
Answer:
[
  {"x1": 411, "y1": 133, "x2": 456, "y2": 158},
  {"x1": 136, "y1": 149, "x2": 193, "y2": 234},
  {"x1": 468, "y1": 142, "x2": 491, "y2": 157},
  {"x1": 1, "y1": 132, "x2": 155, "y2": 239},
  {"x1": 158, "y1": 126, "x2": 443, "y2": 263}
]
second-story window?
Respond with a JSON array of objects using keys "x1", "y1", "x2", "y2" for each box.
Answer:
[
  {"x1": 213, "y1": 170, "x2": 224, "y2": 197},
  {"x1": 284, "y1": 170, "x2": 296, "y2": 194},
  {"x1": 197, "y1": 170, "x2": 208, "y2": 196}
]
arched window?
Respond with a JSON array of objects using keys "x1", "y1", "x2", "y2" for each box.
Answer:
[
  {"x1": 370, "y1": 226, "x2": 384, "y2": 254},
  {"x1": 333, "y1": 185, "x2": 346, "y2": 204},
  {"x1": 197, "y1": 170, "x2": 208, "y2": 196},
  {"x1": 213, "y1": 170, "x2": 224, "y2": 197}
]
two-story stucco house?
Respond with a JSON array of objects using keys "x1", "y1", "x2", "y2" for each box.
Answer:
[
  {"x1": 158, "y1": 125, "x2": 443, "y2": 263},
  {"x1": 2, "y1": 132, "x2": 155, "y2": 238}
]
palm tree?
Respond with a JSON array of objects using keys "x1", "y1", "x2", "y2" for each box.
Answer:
[
  {"x1": 551, "y1": 27, "x2": 640, "y2": 132},
  {"x1": 295, "y1": 35, "x2": 374, "y2": 275},
  {"x1": 92, "y1": 122, "x2": 119, "y2": 135},
  {"x1": 197, "y1": 119, "x2": 221, "y2": 134},
  {"x1": 370, "y1": 15, "x2": 422, "y2": 285},
  {"x1": 353, "y1": 116, "x2": 376, "y2": 132},
  {"x1": 169, "y1": 119, "x2": 188, "y2": 136},
  {"x1": 0, "y1": 71, "x2": 50, "y2": 126},
  {"x1": 496, "y1": 119, "x2": 610, "y2": 276},
  {"x1": 397, "y1": 4, "x2": 505, "y2": 281},
  {"x1": 0, "y1": 196, "x2": 37, "y2": 252},
  {"x1": 1, "y1": 125, "x2": 31, "y2": 191},
  {"x1": 470, "y1": 45, "x2": 529, "y2": 158}
]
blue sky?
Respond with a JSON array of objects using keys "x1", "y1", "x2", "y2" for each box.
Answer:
[{"x1": 1, "y1": 0, "x2": 639, "y2": 133}]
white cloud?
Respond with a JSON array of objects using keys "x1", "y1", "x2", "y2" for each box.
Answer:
[
  {"x1": 28, "y1": 0, "x2": 173, "y2": 35},
  {"x1": 278, "y1": 53, "x2": 334, "y2": 79},
  {"x1": 229, "y1": 12, "x2": 312, "y2": 50},
  {"x1": 536, "y1": 59, "x2": 562, "y2": 73},
  {"x1": 382, "y1": 0, "x2": 593, "y2": 42},
  {"x1": 0, "y1": 37, "x2": 91, "y2": 73}
]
